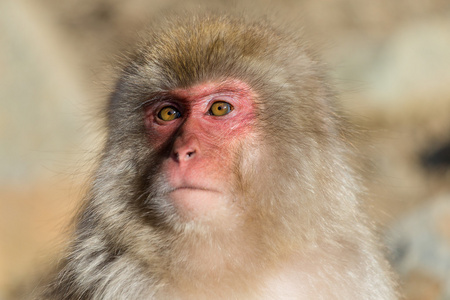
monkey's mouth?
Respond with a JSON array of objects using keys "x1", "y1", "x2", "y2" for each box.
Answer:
[{"x1": 170, "y1": 186, "x2": 220, "y2": 193}]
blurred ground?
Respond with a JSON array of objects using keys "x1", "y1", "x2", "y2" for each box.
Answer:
[{"x1": 1, "y1": 0, "x2": 450, "y2": 299}]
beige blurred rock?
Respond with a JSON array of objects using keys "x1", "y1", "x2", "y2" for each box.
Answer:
[
  {"x1": 0, "y1": 0, "x2": 93, "y2": 182},
  {"x1": 403, "y1": 269, "x2": 442, "y2": 300},
  {"x1": 367, "y1": 16, "x2": 450, "y2": 109},
  {"x1": 336, "y1": 14, "x2": 450, "y2": 115},
  {"x1": 386, "y1": 195, "x2": 450, "y2": 299},
  {"x1": 0, "y1": 0, "x2": 94, "y2": 297}
]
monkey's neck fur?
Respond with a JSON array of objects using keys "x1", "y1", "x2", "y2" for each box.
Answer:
[
  {"x1": 154, "y1": 220, "x2": 284, "y2": 299},
  {"x1": 124, "y1": 205, "x2": 322, "y2": 299}
]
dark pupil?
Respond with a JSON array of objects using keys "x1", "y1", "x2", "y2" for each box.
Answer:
[{"x1": 218, "y1": 105, "x2": 223, "y2": 110}]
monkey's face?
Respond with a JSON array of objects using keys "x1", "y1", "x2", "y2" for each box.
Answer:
[{"x1": 143, "y1": 80, "x2": 258, "y2": 221}]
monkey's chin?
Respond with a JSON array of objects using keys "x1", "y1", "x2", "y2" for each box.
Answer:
[{"x1": 169, "y1": 188, "x2": 227, "y2": 218}]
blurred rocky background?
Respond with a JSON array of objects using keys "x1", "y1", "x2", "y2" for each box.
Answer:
[{"x1": 1, "y1": 0, "x2": 450, "y2": 299}]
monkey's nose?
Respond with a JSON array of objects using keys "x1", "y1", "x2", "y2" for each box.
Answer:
[{"x1": 172, "y1": 135, "x2": 200, "y2": 163}]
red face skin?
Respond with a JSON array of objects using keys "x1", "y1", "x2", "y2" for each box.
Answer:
[{"x1": 145, "y1": 80, "x2": 256, "y2": 218}]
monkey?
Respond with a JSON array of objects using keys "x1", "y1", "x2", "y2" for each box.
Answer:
[{"x1": 39, "y1": 13, "x2": 397, "y2": 300}]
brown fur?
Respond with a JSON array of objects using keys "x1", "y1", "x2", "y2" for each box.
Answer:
[{"x1": 40, "y1": 14, "x2": 397, "y2": 299}]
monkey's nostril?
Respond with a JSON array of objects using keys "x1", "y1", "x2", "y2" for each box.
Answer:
[
  {"x1": 174, "y1": 149, "x2": 196, "y2": 162},
  {"x1": 185, "y1": 150, "x2": 195, "y2": 159}
]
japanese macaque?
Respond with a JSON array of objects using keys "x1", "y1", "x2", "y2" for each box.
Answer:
[{"x1": 41, "y1": 14, "x2": 397, "y2": 300}]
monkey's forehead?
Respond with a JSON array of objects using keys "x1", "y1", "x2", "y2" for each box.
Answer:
[{"x1": 124, "y1": 15, "x2": 314, "y2": 92}]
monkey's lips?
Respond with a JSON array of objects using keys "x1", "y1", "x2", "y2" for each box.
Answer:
[{"x1": 171, "y1": 186, "x2": 217, "y2": 192}]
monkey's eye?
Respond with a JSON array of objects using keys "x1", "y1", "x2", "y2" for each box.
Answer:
[
  {"x1": 209, "y1": 101, "x2": 234, "y2": 116},
  {"x1": 157, "y1": 106, "x2": 181, "y2": 121}
]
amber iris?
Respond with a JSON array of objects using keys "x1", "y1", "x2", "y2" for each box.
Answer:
[
  {"x1": 209, "y1": 101, "x2": 234, "y2": 116},
  {"x1": 157, "y1": 106, "x2": 181, "y2": 121}
]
